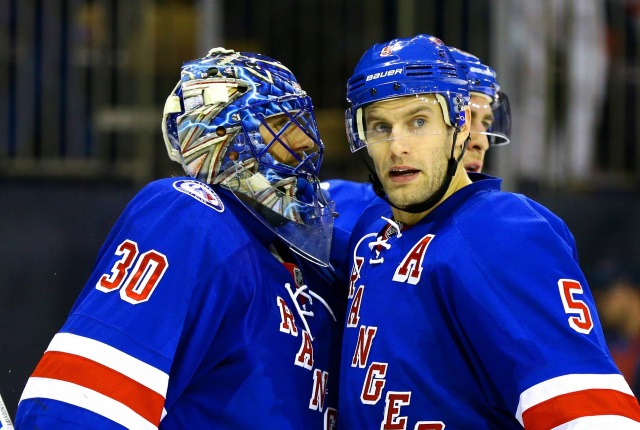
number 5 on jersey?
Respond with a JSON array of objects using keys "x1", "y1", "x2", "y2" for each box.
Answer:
[
  {"x1": 558, "y1": 278, "x2": 593, "y2": 334},
  {"x1": 96, "y1": 239, "x2": 169, "y2": 304}
]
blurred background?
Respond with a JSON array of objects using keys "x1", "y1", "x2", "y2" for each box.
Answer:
[{"x1": 2, "y1": 0, "x2": 640, "y2": 418}]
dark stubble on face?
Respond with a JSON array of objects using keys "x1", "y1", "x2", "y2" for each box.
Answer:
[{"x1": 382, "y1": 141, "x2": 451, "y2": 209}]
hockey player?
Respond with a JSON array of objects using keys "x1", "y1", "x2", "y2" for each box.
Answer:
[
  {"x1": 324, "y1": 46, "x2": 511, "y2": 276},
  {"x1": 15, "y1": 48, "x2": 341, "y2": 429},
  {"x1": 449, "y1": 46, "x2": 510, "y2": 173},
  {"x1": 340, "y1": 34, "x2": 640, "y2": 429}
]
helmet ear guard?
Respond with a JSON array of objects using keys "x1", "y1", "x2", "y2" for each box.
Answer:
[
  {"x1": 434, "y1": 93, "x2": 467, "y2": 130},
  {"x1": 456, "y1": 110, "x2": 466, "y2": 129}
]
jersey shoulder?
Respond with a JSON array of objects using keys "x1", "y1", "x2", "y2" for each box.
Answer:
[
  {"x1": 322, "y1": 179, "x2": 381, "y2": 276},
  {"x1": 321, "y1": 179, "x2": 379, "y2": 231},
  {"x1": 112, "y1": 177, "x2": 252, "y2": 252},
  {"x1": 452, "y1": 188, "x2": 576, "y2": 255},
  {"x1": 321, "y1": 179, "x2": 377, "y2": 204}
]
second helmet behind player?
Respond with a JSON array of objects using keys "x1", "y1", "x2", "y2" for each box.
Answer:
[{"x1": 448, "y1": 47, "x2": 511, "y2": 146}]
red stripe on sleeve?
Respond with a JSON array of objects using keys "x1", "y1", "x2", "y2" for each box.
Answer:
[
  {"x1": 522, "y1": 388, "x2": 640, "y2": 429},
  {"x1": 31, "y1": 350, "x2": 165, "y2": 426}
]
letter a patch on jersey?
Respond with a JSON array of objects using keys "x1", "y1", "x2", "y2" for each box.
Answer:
[{"x1": 392, "y1": 234, "x2": 434, "y2": 285}]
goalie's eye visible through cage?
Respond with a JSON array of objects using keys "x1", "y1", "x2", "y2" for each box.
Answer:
[{"x1": 257, "y1": 112, "x2": 319, "y2": 168}]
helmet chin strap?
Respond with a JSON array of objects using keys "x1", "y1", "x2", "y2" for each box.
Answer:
[{"x1": 367, "y1": 130, "x2": 469, "y2": 215}]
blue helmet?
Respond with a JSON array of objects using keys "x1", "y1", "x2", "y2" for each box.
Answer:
[
  {"x1": 448, "y1": 47, "x2": 511, "y2": 146},
  {"x1": 162, "y1": 47, "x2": 334, "y2": 266},
  {"x1": 345, "y1": 34, "x2": 470, "y2": 152}
]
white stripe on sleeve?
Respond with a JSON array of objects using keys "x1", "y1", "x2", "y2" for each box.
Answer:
[
  {"x1": 516, "y1": 373, "x2": 633, "y2": 425},
  {"x1": 46, "y1": 332, "x2": 169, "y2": 396},
  {"x1": 20, "y1": 377, "x2": 158, "y2": 430}
]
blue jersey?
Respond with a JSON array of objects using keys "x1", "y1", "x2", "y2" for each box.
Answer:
[
  {"x1": 16, "y1": 177, "x2": 342, "y2": 430},
  {"x1": 321, "y1": 179, "x2": 378, "y2": 278},
  {"x1": 340, "y1": 174, "x2": 640, "y2": 429}
]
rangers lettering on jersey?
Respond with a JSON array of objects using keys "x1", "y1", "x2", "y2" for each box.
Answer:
[
  {"x1": 295, "y1": 331, "x2": 314, "y2": 369},
  {"x1": 347, "y1": 285, "x2": 364, "y2": 327},
  {"x1": 310, "y1": 370, "x2": 329, "y2": 410},
  {"x1": 361, "y1": 362, "x2": 388, "y2": 405},
  {"x1": 276, "y1": 295, "x2": 330, "y2": 415},
  {"x1": 324, "y1": 408, "x2": 338, "y2": 430},
  {"x1": 277, "y1": 297, "x2": 299, "y2": 336},
  {"x1": 348, "y1": 257, "x2": 364, "y2": 298},
  {"x1": 352, "y1": 326, "x2": 377, "y2": 368},
  {"x1": 382, "y1": 391, "x2": 411, "y2": 429}
]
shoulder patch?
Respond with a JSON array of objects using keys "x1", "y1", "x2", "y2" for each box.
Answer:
[{"x1": 173, "y1": 179, "x2": 224, "y2": 212}]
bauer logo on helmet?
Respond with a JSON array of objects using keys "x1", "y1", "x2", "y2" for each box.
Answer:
[{"x1": 365, "y1": 68, "x2": 403, "y2": 82}]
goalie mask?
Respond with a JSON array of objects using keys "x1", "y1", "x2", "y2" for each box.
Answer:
[{"x1": 162, "y1": 48, "x2": 334, "y2": 266}]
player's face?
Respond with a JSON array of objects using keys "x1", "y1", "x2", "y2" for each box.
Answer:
[
  {"x1": 259, "y1": 113, "x2": 316, "y2": 166},
  {"x1": 463, "y1": 93, "x2": 493, "y2": 173},
  {"x1": 364, "y1": 94, "x2": 454, "y2": 208}
]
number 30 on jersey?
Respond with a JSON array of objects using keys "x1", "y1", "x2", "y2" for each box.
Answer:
[{"x1": 96, "y1": 239, "x2": 169, "y2": 304}]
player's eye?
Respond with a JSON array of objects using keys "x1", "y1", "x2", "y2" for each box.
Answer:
[
  {"x1": 411, "y1": 117, "x2": 427, "y2": 128},
  {"x1": 264, "y1": 113, "x2": 291, "y2": 132},
  {"x1": 371, "y1": 123, "x2": 391, "y2": 134},
  {"x1": 272, "y1": 119, "x2": 288, "y2": 130}
]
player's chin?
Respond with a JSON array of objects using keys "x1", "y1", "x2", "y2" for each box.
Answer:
[{"x1": 385, "y1": 186, "x2": 425, "y2": 207}]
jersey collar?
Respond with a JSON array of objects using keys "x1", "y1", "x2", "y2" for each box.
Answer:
[{"x1": 414, "y1": 172, "x2": 502, "y2": 224}]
